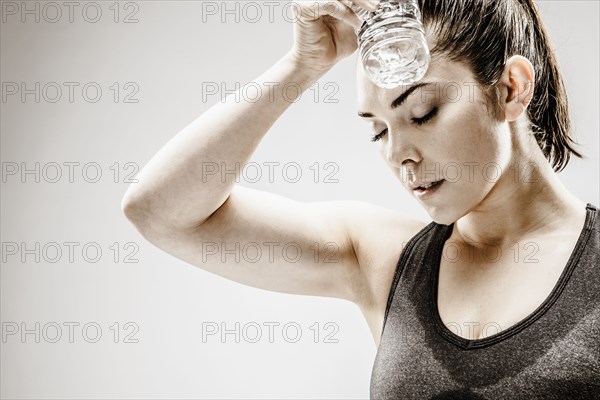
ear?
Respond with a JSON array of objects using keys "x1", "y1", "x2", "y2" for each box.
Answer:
[{"x1": 497, "y1": 55, "x2": 535, "y2": 122}]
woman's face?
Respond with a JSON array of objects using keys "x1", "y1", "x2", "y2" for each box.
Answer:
[{"x1": 356, "y1": 57, "x2": 513, "y2": 225}]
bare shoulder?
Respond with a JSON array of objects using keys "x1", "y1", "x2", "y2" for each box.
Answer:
[
  {"x1": 320, "y1": 201, "x2": 427, "y2": 302},
  {"x1": 325, "y1": 200, "x2": 428, "y2": 342}
]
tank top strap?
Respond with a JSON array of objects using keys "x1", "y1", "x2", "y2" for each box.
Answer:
[{"x1": 380, "y1": 220, "x2": 453, "y2": 341}]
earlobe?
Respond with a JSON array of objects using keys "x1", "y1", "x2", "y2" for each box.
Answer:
[{"x1": 498, "y1": 55, "x2": 535, "y2": 122}]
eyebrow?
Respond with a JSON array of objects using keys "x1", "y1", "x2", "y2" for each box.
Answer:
[{"x1": 357, "y1": 81, "x2": 435, "y2": 118}]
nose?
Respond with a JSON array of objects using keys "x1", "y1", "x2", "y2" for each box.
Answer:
[{"x1": 383, "y1": 130, "x2": 420, "y2": 168}]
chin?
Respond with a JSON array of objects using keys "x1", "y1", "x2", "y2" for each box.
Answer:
[
  {"x1": 424, "y1": 182, "x2": 491, "y2": 225},
  {"x1": 422, "y1": 203, "x2": 461, "y2": 226}
]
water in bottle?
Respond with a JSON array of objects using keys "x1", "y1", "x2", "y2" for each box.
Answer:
[{"x1": 351, "y1": 0, "x2": 430, "y2": 89}]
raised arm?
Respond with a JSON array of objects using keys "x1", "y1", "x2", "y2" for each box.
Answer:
[
  {"x1": 120, "y1": 1, "x2": 424, "y2": 308},
  {"x1": 121, "y1": 0, "x2": 371, "y2": 229}
]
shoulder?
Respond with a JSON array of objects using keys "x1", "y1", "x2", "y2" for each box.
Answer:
[
  {"x1": 318, "y1": 200, "x2": 428, "y2": 341},
  {"x1": 312, "y1": 200, "x2": 429, "y2": 259},
  {"x1": 320, "y1": 200, "x2": 429, "y2": 306}
]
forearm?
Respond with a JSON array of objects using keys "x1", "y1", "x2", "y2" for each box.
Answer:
[{"x1": 122, "y1": 51, "x2": 326, "y2": 230}]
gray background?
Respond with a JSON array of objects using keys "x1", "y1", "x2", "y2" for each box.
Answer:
[{"x1": 1, "y1": 1, "x2": 598, "y2": 399}]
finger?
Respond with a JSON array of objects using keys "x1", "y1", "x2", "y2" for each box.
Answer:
[
  {"x1": 353, "y1": 0, "x2": 380, "y2": 11},
  {"x1": 333, "y1": 2, "x2": 364, "y2": 30},
  {"x1": 300, "y1": 1, "x2": 363, "y2": 30}
]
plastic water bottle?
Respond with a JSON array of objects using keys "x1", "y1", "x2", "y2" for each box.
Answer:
[{"x1": 351, "y1": 0, "x2": 430, "y2": 89}]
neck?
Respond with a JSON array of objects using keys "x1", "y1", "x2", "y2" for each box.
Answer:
[{"x1": 453, "y1": 130, "x2": 587, "y2": 248}]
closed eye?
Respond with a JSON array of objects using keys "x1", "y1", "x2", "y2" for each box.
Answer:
[
  {"x1": 370, "y1": 129, "x2": 387, "y2": 142},
  {"x1": 411, "y1": 107, "x2": 439, "y2": 126},
  {"x1": 370, "y1": 107, "x2": 439, "y2": 142}
]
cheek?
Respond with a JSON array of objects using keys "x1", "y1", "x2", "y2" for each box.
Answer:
[
  {"x1": 438, "y1": 100, "x2": 505, "y2": 167},
  {"x1": 433, "y1": 101, "x2": 514, "y2": 198}
]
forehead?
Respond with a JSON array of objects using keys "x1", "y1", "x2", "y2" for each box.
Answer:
[{"x1": 356, "y1": 56, "x2": 476, "y2": 112}]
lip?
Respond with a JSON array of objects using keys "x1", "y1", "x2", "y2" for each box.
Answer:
[
  {"x1": 407, "y1": 179, "x2": 442, "y2": 190},
  {"x1": 412, "y1": 179, "x2": 445, "y2": 200}
]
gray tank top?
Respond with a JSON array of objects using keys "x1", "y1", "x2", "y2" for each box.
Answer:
[{"x1": 370, "y1": 203, "x2": 600, "y2": 399}]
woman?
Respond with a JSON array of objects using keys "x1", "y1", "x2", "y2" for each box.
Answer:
[{"x1": 122, "y1": 0, "x2": 599, "y2": 397}]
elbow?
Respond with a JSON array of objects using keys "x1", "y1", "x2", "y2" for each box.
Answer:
[
  {"x1": 121, "y1": 186, "x2": 214, "y2": 234},
  {"x1": 121, "y1": 189, "x2": 150, "y2": 228},
  {"x1": 121, "y1": 190, "x2": 193, "y2": 244},
  {"x1": 121, "y1": 189, "x2": 182, "y2": 236}
]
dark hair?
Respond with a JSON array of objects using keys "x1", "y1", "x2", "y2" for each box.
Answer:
[{"x1": 418, "y1": 0, "x2": 583, "y2": 172}]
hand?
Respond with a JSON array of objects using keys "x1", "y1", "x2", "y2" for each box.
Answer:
[{"x1": 287, "y1": 1, "x2": 380, "y2": 75}]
